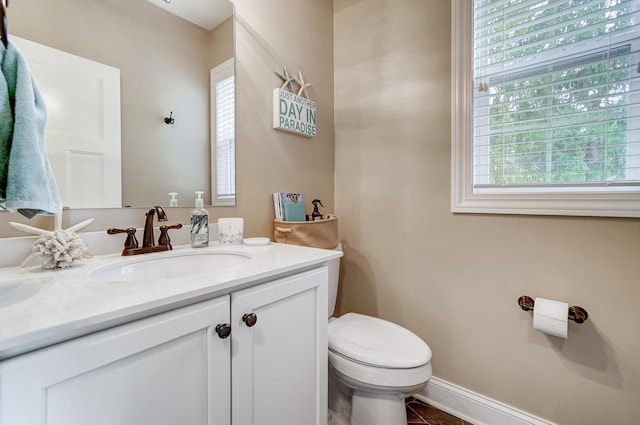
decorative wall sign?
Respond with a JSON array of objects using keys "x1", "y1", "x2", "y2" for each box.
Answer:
[
  {"x1": 273, "y1": 88, "x2": 317, "y2": 137},
  {"x1": 273, "y1": 67, "x2": 317, "y2": 138}
]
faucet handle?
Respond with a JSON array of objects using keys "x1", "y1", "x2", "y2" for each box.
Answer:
[
  {"x1": 158, "y1": 223, "x2": 183, "y2": 247},
  {"x1": 107, "y1": 227, "x2": 139, "y2": 250}
]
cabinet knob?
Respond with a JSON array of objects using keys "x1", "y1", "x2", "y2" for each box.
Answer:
[
  {"x1": 215, "y1": 323, "x2": 231, "y2": 338},
  {"x1": 242, "y1": 313, "x2": 258, "y2": 327}
]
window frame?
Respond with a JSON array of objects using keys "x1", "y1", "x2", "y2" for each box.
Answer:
[
  {"x1": 451, "y1": 0, "x2": 640, "y2": 218},
  {"x1": 210, "y1": 58, "x2": 236, "y2": 207}
]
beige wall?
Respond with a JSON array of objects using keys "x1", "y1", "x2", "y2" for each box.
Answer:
[
  {"x1": 231, "y1": 0, "x2": 335, "y2": 237},
  {"x1": 207, "y1": 17, "x2": 234, "y2": 71},
  {"x1": 334, "y1": 1, "x2": 640, "y2": 424},
  {"x1": 0, "y1": 0, "x2": 334, "y2": 242}
]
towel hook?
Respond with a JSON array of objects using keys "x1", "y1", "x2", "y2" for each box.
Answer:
[{"x1": 517, "y1": 295, "x2": 589, "y2": 324}]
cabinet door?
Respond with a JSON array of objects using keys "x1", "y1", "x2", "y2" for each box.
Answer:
[
  {"x1": 0, "y1": 297, "x2": 231, "y2": 425},
  {"x1": 231, "y1": 267, "x2": 328, "y2": 425}
]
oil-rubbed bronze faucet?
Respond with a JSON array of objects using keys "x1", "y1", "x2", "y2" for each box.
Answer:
[
  {"x1": 143, "y1": 206, "x2": 167, "y2": 248},
  {"x1": 107, "y1": 206, "x2": 183, "y2": 256}
]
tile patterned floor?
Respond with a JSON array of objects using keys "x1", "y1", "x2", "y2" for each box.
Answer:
[{"x1": 406, "y1": 397, "x2": 473, "y2": 425}]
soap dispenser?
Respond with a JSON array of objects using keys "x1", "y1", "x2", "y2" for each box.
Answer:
[
  {"x1": 169, "y1": 192, "x2": 178, "y2": 207},
  {"x1": 190, "y1": 191, "x2": 209, "y2": 248}
]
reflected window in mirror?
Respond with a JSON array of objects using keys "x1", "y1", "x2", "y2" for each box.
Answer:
[{"x1": 211, "y1": 58, "x2": 236, "y2": 207}]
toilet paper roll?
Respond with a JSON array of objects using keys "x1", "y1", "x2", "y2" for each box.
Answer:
[{"x1": 533, "y1": 297, "x2": 568, "y2": 339}]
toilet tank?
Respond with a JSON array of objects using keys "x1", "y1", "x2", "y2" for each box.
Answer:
[{"x1": 327, "y1": 243, "x2": 342, "y2": 317}]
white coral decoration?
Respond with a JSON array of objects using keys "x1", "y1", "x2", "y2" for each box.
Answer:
[
  {"x1": 9, "y1": 209, "x2": 94, "y2": 269},
  {"x1": 32, "y1": 229, "x2": 90, "y2": 269}
]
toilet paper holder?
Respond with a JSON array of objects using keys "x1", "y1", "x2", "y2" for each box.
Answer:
[{"x1": 518, "y1": 295, "x2": 589, "y2": 324}]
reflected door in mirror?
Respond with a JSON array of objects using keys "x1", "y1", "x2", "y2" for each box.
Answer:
[{"x1": 13, "y1": 36, "x2": 122, "y2": 209}]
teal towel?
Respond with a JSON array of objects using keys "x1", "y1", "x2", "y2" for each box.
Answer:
[
  {"x1": 0, "y1": 41, "x2": 60, "y2": 218},
  {"x1": 0, "y1": 45, "x2": 11, "y2": 202}
]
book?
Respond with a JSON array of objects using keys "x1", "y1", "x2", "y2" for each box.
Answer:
[
  {"x1": 273, "y1": 192, "x2": 283, "y2": 221},
  {"x1": 284, "y1": 202, "x2": 305, "y2": 221},
  {"x1": 273, "y1": 192, "x2": 305, "y2": 221}
]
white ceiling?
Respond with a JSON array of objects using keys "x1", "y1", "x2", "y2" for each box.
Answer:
[{"x1": 145, "y1": 0, "x2": 233, "y2": 31}]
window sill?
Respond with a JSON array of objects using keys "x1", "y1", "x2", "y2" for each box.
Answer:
[
  {"x1": 451, "y1": 192, "x2": 640, "y2": 218},
  {"x1": 212, "y1": 198, "x2": 236, "y2": 207}
]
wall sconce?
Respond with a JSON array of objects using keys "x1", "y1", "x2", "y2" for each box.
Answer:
[{"x1": 164, "y1": 111, "x2": 174, "y2": 125}]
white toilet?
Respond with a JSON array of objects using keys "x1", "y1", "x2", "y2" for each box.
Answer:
[{"x1": 327, "y1": 245, "x2": 432, "y2": 425}]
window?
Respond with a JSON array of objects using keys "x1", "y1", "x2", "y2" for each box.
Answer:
[
  {"x1": 211, "y1": 58, "x2": 236, "y2": 206},
  {"x1": 452, "y1": 0, "x2": 640, "y2": 217}
]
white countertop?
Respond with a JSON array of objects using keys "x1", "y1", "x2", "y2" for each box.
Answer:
[{"x1": 0, "y1": 242, "x2": 341, "y2": 360}]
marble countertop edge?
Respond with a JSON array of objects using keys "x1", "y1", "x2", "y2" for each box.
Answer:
[{"x1": 0, "y1": 242, "x2": 342, "y2": 361}]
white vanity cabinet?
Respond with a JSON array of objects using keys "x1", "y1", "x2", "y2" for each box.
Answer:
[
  {"x1": 0, "y1": 267, "x2": 328, "y2": 425},
  {"x1": 0, "y1": 296, "x2": 232, "y2": 425},
  {"x1": 231, "y1": 267, "x2": 327, "y2": 425}
]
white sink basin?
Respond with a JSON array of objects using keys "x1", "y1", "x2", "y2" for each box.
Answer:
[{"x1": 89, "y1": 250, "x2": 251, "y2": 282}]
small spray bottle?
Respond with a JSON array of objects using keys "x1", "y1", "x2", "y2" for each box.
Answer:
[
  {"x1": 311, "y1": 199, "x2": 324, "y2": 221},
  {"x1": 190, "y1": 191, "x2": 209, "y2": 248}
]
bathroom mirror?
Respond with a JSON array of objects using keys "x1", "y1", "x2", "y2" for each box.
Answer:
[{"x1": 6, "y1": 0, "x2": 235, "y2": 209}]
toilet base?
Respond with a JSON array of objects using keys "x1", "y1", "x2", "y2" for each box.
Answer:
[
  {"x1": 329, "y1": 366, "x2": 427, "y2": 425},
  {"x1": 350, "y1": 391, "x2": 407, "y2": 425}
]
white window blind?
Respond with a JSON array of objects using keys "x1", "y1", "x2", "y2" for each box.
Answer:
[
  {"x1": 473, "y1": 0, "x2": 640, "y2": 192},
  {"x1": 211, "y1": 58, "x2": 235, "y2": 206}
]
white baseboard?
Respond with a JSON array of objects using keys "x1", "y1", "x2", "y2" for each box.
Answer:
[{"x1": 416, "y1": 377, "x2": 556, "y2": 425}]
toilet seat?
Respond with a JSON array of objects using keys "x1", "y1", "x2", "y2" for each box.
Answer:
[
  {"x1": 329, "y1": 350, "x2": 432, "y2": 389},
  {"x1": 328, "y1": 313, "x2": 432, "y2": 369}
]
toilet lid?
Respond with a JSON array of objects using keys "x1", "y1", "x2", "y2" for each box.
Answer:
[{"x1": 328, "y1": 313, "x2": 432, "y2": 368}]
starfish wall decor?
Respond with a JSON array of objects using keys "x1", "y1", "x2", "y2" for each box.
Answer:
[
  {"x1": 272, "y1": 65, "x2": 317, "y2": 138},
  {"x1": 295, "y1": 71, "x2": 312, "y2": 99},
  {"x1": 275, "y1": 66, "x2": 313, "y2": 100},
  {"x1": 274, "y1": 66, "x2": 296, "y2": 93}
]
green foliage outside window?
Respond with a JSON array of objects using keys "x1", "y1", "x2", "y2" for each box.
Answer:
[{"x1": 479, "y1": 0, "x2": 635, "y2": 185}]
